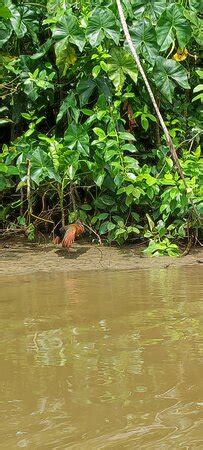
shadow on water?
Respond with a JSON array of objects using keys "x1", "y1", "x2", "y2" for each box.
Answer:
[{"x1": 0, "y1": 266, "x2": 202, "y2": 449}]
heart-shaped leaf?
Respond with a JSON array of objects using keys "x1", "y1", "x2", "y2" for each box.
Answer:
[
  {"x1": 129, "y1": 19, "x2": 159, "y2": 64},
  {"x1": 31, "y1": 148, "x2": 60, "y2": 185},
  {"x1": 64, "y1": 123, "x2": 89, "y2": 156},
  {"x1": 157, "y1": 3, "x2": 191, "y2": 51},
  {"x1": 77, "y1": 78, "x2": 96, "y2": 107},
  {"x1": 87, "y1": 8, "x2": 119, "y2": 47},
  {"x1": 56, "y1": 92, "x2": 79, "y2": 123},
  {"x1": 52, "y1": 13, "x2": 85, "y2": 52},
  {"x1": 9, "y1": 4, "x2": 27, "y2": 38},
  {"x1": 104, "y1": 48, "x2": 138, "y2": 89},
  {"x1": 153, "y1": 57, "x2": 190, "y2": 102}
]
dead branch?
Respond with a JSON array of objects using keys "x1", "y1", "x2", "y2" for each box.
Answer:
[{"x1": 84, "y1": 223, "x2": 102, "y2": 245}]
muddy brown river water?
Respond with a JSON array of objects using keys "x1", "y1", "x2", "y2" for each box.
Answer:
[{"x1": 0, "y1": 265, "x2": 203, "y2": 449}]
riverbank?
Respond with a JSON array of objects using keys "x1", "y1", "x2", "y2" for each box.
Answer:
[{"x1": 0, "y1": 236, "x2": 202, "y2": 276}]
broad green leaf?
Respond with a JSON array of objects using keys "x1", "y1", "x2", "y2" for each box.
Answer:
[
  {"x1": 80, "y1": 204, "x2": 92, "y2": 211},
  {"x1": 0, "y1": 163, "x2": 8, "y2": 173},
  {"x1": 87, "y1": 8, "x2": 119, "y2": 47},
  {"x1": 94, "y1": 172, "x2": 105, "y2": 187},
  {"x1": 52, "y1": 14, "x2": 85, "y2": 52},
  {"x1": 186, "y1": 12, "x2": 203, "y2": 46},
  {"x1": 0, "y1": 174, "x2": 11, "y2": 191},
  {"x1": 9, "y1": 4, "x2": 27, "y2": 38},
  {"x1": 67, "y1": 164, "x2": 76, "y2": 180},
  {"x1": 56, "y1": 92, "x2": 79, "y2": 123},
  {"x1": 122, "y1": 144, "x2": 137, "y2": 153},
  {"x1": 93, "y1": 127, "x2": 106, "y2": 140},
  {"x1": 193, "y1": 84, "x2": 203, "y2": 92},
  {"x1": 119, "y1": 131, "x2": 136, "y2": 141},
  {"x1": 99, "y1": 213, "x2": 109, "y2": 220},
  {"x1": 0, "y1": 118, "x2": 13, "y2": 125},
  {"x1": 141, "y1": 115, "x2": 149, "y2": 131},
  {"x1": 64, "y1": 123, "x2": 89, "y2": 156},
  {"x1": 30, "y1": 38, "x2": 52, "y2": 60},
  {"x1": 124, "y1": 156, "x2": 139, "y2": 171},
  {"x1": 81, "y1": 109, "x2": 93, "y2": 116},
  {"x1": 129, "y1": 19, "x2": 159, "y2": 64},
  {"x1": 0, "y1": 6, "x2": 11, "y2": 19},
  {"x1": 0, "y1": 106, "x2": 8, "y2": 113},
  {"x1": 157, "y1": 4, "x2": 191, "y2": 51},
  {"x1": 31, "y1": 148, "x2": 59, "y2": 185},
  {"x1": 130, "y1": 0, "x2": 167, "y2": 20},
  {"x1": 0, "y1": 21, "x2": 12, "y2": 47},
  {"x1": 99, "y1": 221, "x2": 109, "y2": 234},
  {"x1": 192, "y1": 93, "x2": 203, "y2": 103},
  {"x1": 107, "y1": 221, "x2": 116, "y2": 231},
  {"x1": 94, "y1": 194, "x2": 115, "y2": 209},
  {"x1": 77, "y1": 78, "x2": 96, "y2": 107},
  {"x1": 153, "y1": 57, "x2": 190, "y2": 102},
  {"x1": 126, "y1": 172, "x2": 137, "y2": 181},
  {"x1": 7, "y1": 166, "x2": 19, "y2": 176},
  {"x1": 55, "y1": 41, "x2": 77, "y2": 75},
  {"x1": 92, "y1": 65, "x2": 101, "y2": 78},
  {"x1": 104, "y1": 48, "x2": 138, "y2": 89}
]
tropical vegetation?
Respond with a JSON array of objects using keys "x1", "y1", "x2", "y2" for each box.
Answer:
[{"x1": 0, "y1": 0, "x2": 202, "y2": 255}]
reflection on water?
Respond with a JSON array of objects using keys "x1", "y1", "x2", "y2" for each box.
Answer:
[{"x1": 0, "y1": 267, "x2": 202, "y2": 449}]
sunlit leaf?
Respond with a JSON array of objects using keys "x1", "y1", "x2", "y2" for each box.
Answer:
[
  {"x1": 104, "y1": 48, "x2": 138, "y2": 89},
  {"x1": 55, "y1": 41, "x2": 77, "y2": 75},
  {"x1": 0, "y1": 6, "x2": 11, "y2": 19}
]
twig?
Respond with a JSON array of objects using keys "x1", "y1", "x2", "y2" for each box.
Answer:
[
  {"x1": 31, "y1": 213, "x2": 54, "y2": 224},
  {"x1": 52, "y1": 219, "x2": 62, "y2": 236},
  {"x1": 70, "y1": 183, "x2": 76, "y2": 213},
  {"x1": 84, "y1": 223, "x2": 102, "y2": 245},
  {"x1": 20, "y1": 188, "x2": 24, "y2": 216},
  {"x1": 176, "y1": 132, "x2": 201, "y2": 149}
]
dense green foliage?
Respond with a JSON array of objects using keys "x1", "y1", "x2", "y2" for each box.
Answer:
[{"x1": 0, "y1": 0, "x2": 202, "y2": 254}]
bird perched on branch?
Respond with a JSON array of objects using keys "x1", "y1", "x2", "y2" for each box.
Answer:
[{"x1": 53, "y1": 220, "x2": 85, "y2": 250}]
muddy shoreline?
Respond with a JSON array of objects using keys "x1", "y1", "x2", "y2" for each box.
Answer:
[{"x1": 0, "y1": 236, "x2": 202, "y2": 276}]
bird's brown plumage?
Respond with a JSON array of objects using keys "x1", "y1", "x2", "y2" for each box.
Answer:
[{"x1": 53, "y1": 220, "x2": 84, "y2": 250}]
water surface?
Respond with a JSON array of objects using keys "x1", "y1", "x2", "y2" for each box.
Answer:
[{"x1": 0, "y1": 267, "x2": 202, "y2": 449}]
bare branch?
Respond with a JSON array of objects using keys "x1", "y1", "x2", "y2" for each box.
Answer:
[{"x1": 84, "y1": 224, "x2": 102, "y2": 245}]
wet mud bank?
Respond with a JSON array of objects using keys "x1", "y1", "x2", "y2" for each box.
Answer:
[{"x1": 0, "y1": 237, "x2": 202, "y2": 276}]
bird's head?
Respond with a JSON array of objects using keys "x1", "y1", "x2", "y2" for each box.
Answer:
[
  {"x1": 75, "y1": 219, "x2": 85, "y2": 233},
  {"x1": 75, "y1": 219, "x2": 83, "y2": 226}
]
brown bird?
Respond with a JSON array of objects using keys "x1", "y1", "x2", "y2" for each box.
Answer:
[{"x1": 53, "y1": 220, "x2": 84, "y2": 250}]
